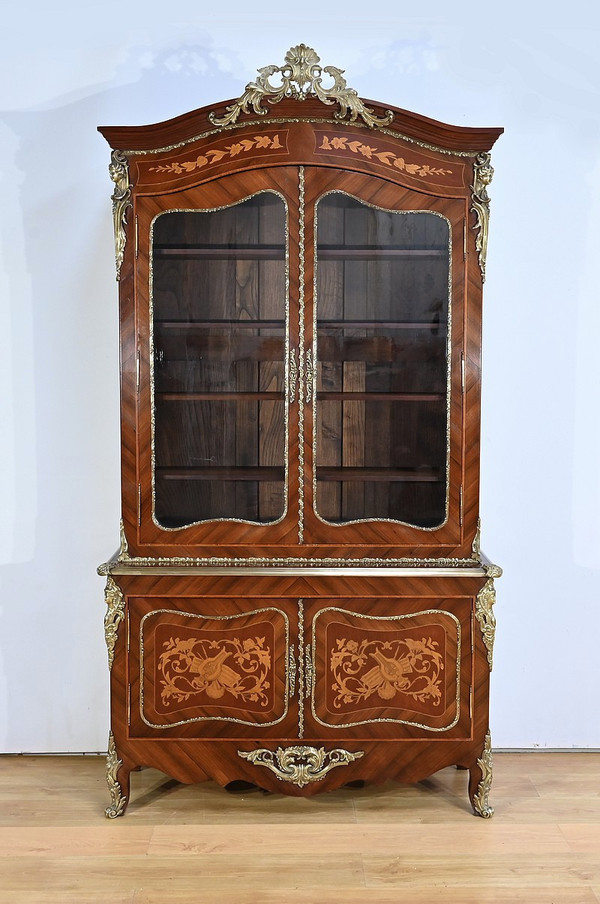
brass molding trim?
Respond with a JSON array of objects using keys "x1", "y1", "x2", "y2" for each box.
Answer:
[
  {"x1": 471, "y1": 518, "x2": 481, "y2": 560},
  {"x1": 238, "y1": 745, "x2": 364, "y2": 787},
  {"x1": 104, "y1": 576, "x2": 125, "y2": 671},
  {"x1": 298, "y1": 166, "x2": 306, "y2": 544},
  {"x1": 124, "y1": 116, "x2": 479, "y2": 160},
  {"x1": 209, "y1": 44, "x2": 393, "y2": 131},
  {"x1": 304, "y1": 347, "x2": 314, "y2": 405},
  {"x1": 288, "y1": 347, "x2": 299, "y2": 403},
  {"x1": 118, "y1": 518, "x2": 130, "y2": 561},
  {"x1": 298, "y1": 599, "x2": 305, "y2": 739},
  {"x1": 484, "y1": 562, "x2": 503, "y2": 579},
  {"x1": 109, "y1": 150, "x2": 132, "y2": 281},
  {"x1": 475, "y1": 576, "x2": 497, "y2": 670},
  {"x1": 472, "y1": 730, "x2": 494, "y2": 818},
  {"x1": 288, "y1": 644, "x2": 297, "y2": 698},
  {"x1": 105, "y1": 731, "x2": 127, "y2": 818},
  {"x1": 304, "y1": 644, "x2": 314, "y2": 699},
  {"x1": 470, "y1": 152, "x2": 494, "y2": 282},
  {"x1": 101, "y1": 555, "x2": 483, "y2": 573}
]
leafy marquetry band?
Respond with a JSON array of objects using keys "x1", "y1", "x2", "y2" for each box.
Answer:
[
  {"x1": 209, "y1": 44, "x2": 393, "y2": 130},
  {"x1": 238, "y1": 745, "x2": 364, "y2": 787},
  {"x1": 318, "y1": 134, "x2": 453, "y2": 178},
  {"x1": 149, "y1": 133, "x2": 284, "y2": 175}
]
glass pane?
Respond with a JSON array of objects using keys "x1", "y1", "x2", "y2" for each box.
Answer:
[
  {"x1": 151, "y1": 193, "x2": 287, "y2": 527},
  {"x1": 314, "y1": 193, "x2": 450, "y2": 528}
]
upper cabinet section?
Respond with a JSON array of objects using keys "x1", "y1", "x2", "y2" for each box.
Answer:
[{"x1": 99, "y1": 44, "x2": 502, "y2": 563}]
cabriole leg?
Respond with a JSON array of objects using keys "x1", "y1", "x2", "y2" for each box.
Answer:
[
  {"x1": 469, "y1": 730, "x2": 494, "y2": 818},
  {"x1": 105, "y1": 730, "x2": 129, "y2": 818}
]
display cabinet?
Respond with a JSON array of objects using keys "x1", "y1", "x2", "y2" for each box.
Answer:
[{"x1": 98, "y1": 44, "x2": 502, "y2": 817}]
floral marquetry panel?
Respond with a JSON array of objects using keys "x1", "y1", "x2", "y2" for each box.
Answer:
[
  {"x1": 307, "y1": 599, "x2": 473, "y2": 739},
  {"x1": 129, "y1": 597, "x2": 299, "y2": 739}
]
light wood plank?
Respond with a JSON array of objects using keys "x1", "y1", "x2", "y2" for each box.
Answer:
[
  {"x1": 0, "y1": 826, "x2": 152, "y2": 857},
  {"x1": 363, "y1": 853, "x2": 600, "y2": 888},
  {"x1": 147, "y1": 822, "x2": 570, "y2": 856},
  {"x1": 0, "y1": 753, "x2": 599, "y2": 903},
  {"x1": 559, "y1": 823, "x2": 600, "y2": 852}
]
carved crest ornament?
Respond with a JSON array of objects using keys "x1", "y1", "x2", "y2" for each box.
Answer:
[{"x1": 209, "y1": 44, "x2": 394, "y2": 130}]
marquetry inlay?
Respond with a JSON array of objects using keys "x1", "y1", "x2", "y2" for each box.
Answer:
[
  {"x1": 316, "y1": 132, "x2": 454, "y2": 179},
  {"x1": 331, "y1": 635, "x2": 444, "y2": 708},
  {"x1": 158, "y1": 634, "x2": 272, "y2": 707},
  {"x1": 148, "y1": 131, "x2": 287, "y2": 175}
]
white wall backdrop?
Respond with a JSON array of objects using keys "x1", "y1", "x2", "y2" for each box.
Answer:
[{"x1": 1, "y1": 2, "x2": 599, "y2": 752}]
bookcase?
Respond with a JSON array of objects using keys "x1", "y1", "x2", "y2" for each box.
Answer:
[{"x1": 98, "y1": 44, "x2": 502, "y2": 816}]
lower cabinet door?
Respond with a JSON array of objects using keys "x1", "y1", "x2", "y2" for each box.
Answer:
[
  {"x1": 305, "y1": 598, "x2": 473, "y2": 740},
  {"x1": 128, "y1": 596, "x2": 299, "y2": 739}
]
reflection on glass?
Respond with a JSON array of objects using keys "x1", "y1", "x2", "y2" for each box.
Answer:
[
  {"x1": 314, "y1": 194, "x2": 450, "y2": 528},
  {"x1": 151, "y1": 193, "x2": 287, "y2": 527}
]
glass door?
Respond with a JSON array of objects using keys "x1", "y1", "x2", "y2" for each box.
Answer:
[
  {"x1": 135, "y1": 167, "x2": 301, "y2": 551},
  {"x1": 151, "y1": 192, "x2": 288, "y2": 528},
  {"x1": 303, "y1": 172, "x2": 464, "y2": 549}
]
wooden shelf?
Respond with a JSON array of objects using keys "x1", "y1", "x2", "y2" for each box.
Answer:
[
  {"x1": 153, "y1": 244, "x2": 285, "y2": 260},
  {"x1": 317, "y1": 320, "x2": 446, "y2": 330},
  {"x1": 156, "y1": 392, "x2": 282, "y2": 401},
  {"x1": 156, "y1": 466, "x2": 284, "y2": 482},
  {"x1": 156, "y1": 391, "x2": 440, "y2": 402},
  {"x1": 153, "y1": 245, "x2": 445, "y2": 261},
  {"x1": 318, "y1": 246, "x2": 447, "y2": 260},
  {"x1": 155, "y1": 320, "x2": 285, "y2": 330},
  {"x1": 317, "y1": 467, "x2": 441, "y2": 482},
  {"x1": 155, "y1": 319, "x2": 442, "y2": 331},
  {"x1": 317, "y1": 391, "x2": 444, "y2": 402}
]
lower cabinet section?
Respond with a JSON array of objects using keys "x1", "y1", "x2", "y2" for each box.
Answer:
[{"x1": 102, "y1": 567, "x2": 498, "y2": 818}]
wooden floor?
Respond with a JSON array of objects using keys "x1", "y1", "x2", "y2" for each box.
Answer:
[{"x1": 0, "y1": 753, "x2": 599, "y2": 903}]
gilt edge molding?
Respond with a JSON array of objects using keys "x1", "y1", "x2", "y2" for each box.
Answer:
[
  {"x1": 104, "y1": 576, "x2": 125, "y2": 671},
  {"x1": 108, "y1": 150, "x2": 132, "y2": 281},
  {"x1": 471, "y1": 152, "x2": 494, "y2": 282},
  {"x1": 475, "y1": 577, "x2": 497, "y2": 671}
]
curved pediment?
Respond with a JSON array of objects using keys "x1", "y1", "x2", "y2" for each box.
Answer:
[{"x1": 98, "y1": 44, "x2": 503, "y2": 156}]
